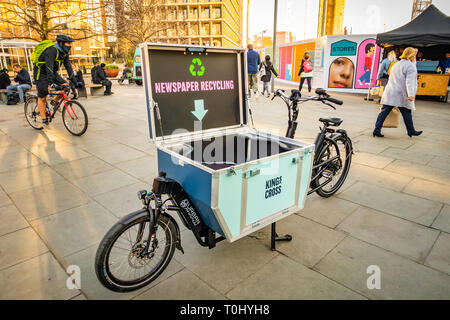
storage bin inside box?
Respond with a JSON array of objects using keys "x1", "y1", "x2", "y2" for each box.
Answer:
[{"x1": 167, "y1": 132, "x2": 302, "y2": 170}]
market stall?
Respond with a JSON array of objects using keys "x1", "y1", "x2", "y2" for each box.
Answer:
[{"x1": 376, "y1": 4, "x2": 450, "y2": 100}]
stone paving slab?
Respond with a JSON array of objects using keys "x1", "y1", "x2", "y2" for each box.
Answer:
[
  {"x1": 347, "y1": 163, "x2": 413, "y2": 192},
  {"x1": 403, "y1": 178, "x2": 450, "y2": 205},
  {"x1": 338, "y1": 182, "x2": 442, "y2": 226},
  {"x1": 385, "y1": 159, "x2": 450, "y2": 186},
  {"x1": 82, "y1": 143, "x2": 147, "y2": 165},
  {"x1": 30, "y1": 202, "x2": 118, "y2": 258},
  {"x1": 255, "y1": 214, "x2": 347, "y2": 268},
  {"x1": 380, "y1": 147, "x2": 435, "y2": 165},
  {"x1": 0, "y1": 252, "x2": 79, "y2": 300},
  {"x1": 0, "y1": 164, "x2": 65, "y2": 194},
  {"x1": 114, "y1": 155, "x2": 157, "y2": 183},
  {"x1": 9, "y1": 180, "x2": 91, "y2": 221},
  {"x1": 28, "y1": 140, "x2": 91, "y2": 166},
  {"x1": 173, "y1": 230, "x2": 278, "y2": 295},
  {"x1": 298, "y1": 193, "x2": 360, "y2": 229},
  {"x1": 62, "y1": 243, "x2": 185, "y2": 300},
  {"x1": 314, "y1": 237, "x2": 450, "y2": 300},
  {"x1": 0, "y1": 187, "x2": 12, "y2": 208},
  {"x1": 432, "y1": 206, "x2": 450, "y2": 234},
  {"x1": 424, "y1": 232, "x2": 450, "y2": 275},
  {"x1": 227, "y1": 254, "x2": 365, "y2": 300},
  {"x1": 51, "y1": 156, "x2": 114, "y2": 180},
  {"x1": 353, "y1": 152, "x2": 395, "y2": 169},
  {"x1": 337, "y1": 206, "x2": 440, "y2": 263},
  {"x1": 133, "y1": 269, "x2": 226, "y2": 300},
  {"x1": 0, "y1": 227, "x2": 48, "y2": 270},
  {"x1": 0, "y1": 204, "x2": 29, "y2": 237},
  {"x1": 70, "y1": 168, "x2": 139, "y2": 196}
]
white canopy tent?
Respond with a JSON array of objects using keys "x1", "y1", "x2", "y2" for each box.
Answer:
[{"x1": 0, "y1": 40, "x2": 38, "y2": 71}]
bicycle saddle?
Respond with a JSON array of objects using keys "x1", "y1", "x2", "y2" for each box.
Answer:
[{"x1": 319, "y1": 117, "x2": 343, "y2": 126}]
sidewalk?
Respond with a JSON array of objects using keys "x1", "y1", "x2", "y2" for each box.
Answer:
[{"x1": 0, "y1": 84, "x2": 449, "y2": 299}]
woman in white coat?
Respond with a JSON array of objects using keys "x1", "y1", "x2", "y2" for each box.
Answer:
[{"x1": 373, "y1": 47, "x2": 423, "y2": 138}]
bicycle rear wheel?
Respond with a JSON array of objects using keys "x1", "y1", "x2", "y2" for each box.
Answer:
[
  {"x1": 95, "y1": 214, "x2": 177, "y2": 292},
  {"x1": 312, "y1": 135, "x2": 352, "y2": 198},
  {"x1": 24, "y1": 96, "x2": 43, "y2": 130},
  {"x1": 61, "y1": 100, "x2": 88, "y2": 136}
]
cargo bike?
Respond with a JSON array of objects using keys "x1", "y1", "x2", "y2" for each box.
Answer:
[{"x1": 95, "y1": 44, "x2": 352, "y2": 292}]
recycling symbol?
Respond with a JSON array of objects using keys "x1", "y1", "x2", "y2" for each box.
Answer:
[{"x1": 189, "y1": 58, "x2": 205, "y2": 77}]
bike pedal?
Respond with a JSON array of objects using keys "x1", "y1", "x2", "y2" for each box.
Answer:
[{"x1": 322, "y1": 170, "x2": 333, "y2": 178}]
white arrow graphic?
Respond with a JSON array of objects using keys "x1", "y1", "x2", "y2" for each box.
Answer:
[{"x1": 191, "y1": 99, "x2": 208, "y2": 121}]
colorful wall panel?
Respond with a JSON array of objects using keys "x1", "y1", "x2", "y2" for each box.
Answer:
[
  {"x1": 279, "y1": 46, "x2": 293, "y2": 81},
  {"x1": 292, "y1": 41, "x2": 316, "y2": 83}
]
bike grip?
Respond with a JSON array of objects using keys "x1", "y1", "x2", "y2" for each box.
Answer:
[{"x1": 325, "y1": 97, "x2": 343, "y2": 105}]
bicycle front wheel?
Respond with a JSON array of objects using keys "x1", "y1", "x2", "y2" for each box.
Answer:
[
  {"x1": 313, "y1": 135, "x2": 352, "y2": 198},
  {"x1": 24, "y1": 96, "x2": 43, "y2": 130},
  {"x1": 61, "y1": 100, "x2": 88, "y2": 136},
  {"x1": 95, "y1": 214, "x2": 177, "y2": 292}
]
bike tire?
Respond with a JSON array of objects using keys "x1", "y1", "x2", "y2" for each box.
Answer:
[
  {"x1": 313, "y1": 135, "x2": 352, "y2": 198},
  {"x1": 95, "y1": 214, "x2": 177, "y2": 293},
  {"x1": 61, "y1": 100, "x2": 88, "y2": 136},
  {"x1": 24, "y1": 96, "x2": 43, "y2": 130}
]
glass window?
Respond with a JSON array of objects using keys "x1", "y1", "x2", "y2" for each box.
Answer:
[
  {"x1": 204, "y1": 8, "x2": 210, "y2": 19},
  {"x1": 215, "y1": 7, "x2": 221, "y2": 18}
]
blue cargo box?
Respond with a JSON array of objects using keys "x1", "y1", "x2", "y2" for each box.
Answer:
[{"x1": 140, "y1": 43, "x2": 315, "y2": 242}]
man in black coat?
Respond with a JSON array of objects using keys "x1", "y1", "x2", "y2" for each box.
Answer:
[
  {"x1": 95, "y1": 63, "x2": 113, "y2": 95},
  {"x1": 7, "y1": 64, "x2": 32, "y2": 103},
  {"x1": 0, "y1": 68, "x2": 11, "y2": 89},
  {"x1": 91, "y1": 62, "x2": 100, "y2": 84}
]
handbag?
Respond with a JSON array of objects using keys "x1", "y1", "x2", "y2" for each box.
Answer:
[{"x1": 380, "y1": 106, "x2": 400, "y2": 128}]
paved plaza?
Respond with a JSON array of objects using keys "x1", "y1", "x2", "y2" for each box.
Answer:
[{"x1": 0, "y1": 82, "x2": 449, "y2": 300}]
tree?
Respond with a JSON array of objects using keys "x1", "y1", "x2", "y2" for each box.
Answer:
[
  {"x1": 112, "y1": 0, "x2": 187, "y2": 48},
  {"x1": 0, "y1": 0, "x2": 105, "y2": 41}
]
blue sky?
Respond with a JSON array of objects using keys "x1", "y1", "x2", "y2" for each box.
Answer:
[{"x1": 248, "y1": 0, "x2": 450, "y2": 41}]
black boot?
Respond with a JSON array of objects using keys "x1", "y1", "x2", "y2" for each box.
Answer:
[{"x1": 408, "y1": 130, "x2": 423, "y2": 137}]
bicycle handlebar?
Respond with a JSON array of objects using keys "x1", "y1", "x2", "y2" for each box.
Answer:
[
  {"x1": 324, "y1": 97, "x2": 343, "y2": 105},
  {"x1": 272, "y1": 88, "x2": 343, "y2": 107}
]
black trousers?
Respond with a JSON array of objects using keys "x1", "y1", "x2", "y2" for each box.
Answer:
[
  {"x1": 374, "y1": 105, "x2": 416, "y2": 135},
  {"x1": 100, "y1": 80, "x2": 112, "y2": 94},
  {"x1": 299, "y1": 77, "x2": 312, "y2": 92}
]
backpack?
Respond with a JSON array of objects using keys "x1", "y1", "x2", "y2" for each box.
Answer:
[
  {"x1": 6, "y1": 92, "x2": 20, "y2": 105},
  {"x1": 387, "y1": 61, "x2": 396, "y2": 76},
  {"x1": 30, "y1": 40, "x2": 63, "y2": 80},
  {"x1": 303, "y1": 59, "x2": 313, "y2": 73}
]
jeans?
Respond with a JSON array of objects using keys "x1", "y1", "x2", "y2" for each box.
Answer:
[
  {"x1": 262, "y1": 82, "x2": 270, "y2": 96},
  {"x1": 374, "y1": 105, "x2": 416, "y2": 135},
  {"x1": 100, "y1": 80, "x2": 112, "y2": 94},
  {"x1": 7, "y1": 84, "x2": 31, "y2": 102},
  {"x1": 299, "y1": 77, "x2": 312, "y2": 92}
]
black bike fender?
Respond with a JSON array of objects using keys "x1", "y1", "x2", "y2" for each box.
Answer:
[
  {"x1": 117, "y1": 209, "x2": 184, "y2": 254},
  {"x1": 117, "y1": 208, "x2": 149, "y2": 225},
  {"x1": 161, "y1": 213, "x2": 184, "y2": 254},
  {"x1": 327, "y1": 132, "x2": 354, "y2": 155}
]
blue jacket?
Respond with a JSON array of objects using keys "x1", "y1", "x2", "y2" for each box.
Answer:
[
  {"x1": 247, "y1": 49, "x2": 261, "y2": 74},
  {"x1": 14, "y1": 68, "x2": 32, "y2": 86}
]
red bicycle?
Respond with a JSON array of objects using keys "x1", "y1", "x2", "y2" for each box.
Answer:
[{"x1": 24, "y1": 85, "x2": 88, "y2": 136}]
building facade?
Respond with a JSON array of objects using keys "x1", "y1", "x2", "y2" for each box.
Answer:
[
  {"x1": 317, "y1": 0, "x2": 345, "y2": 37},
  {"x1": 156, "y1": 0, "x2": 244, "y2": 47}
]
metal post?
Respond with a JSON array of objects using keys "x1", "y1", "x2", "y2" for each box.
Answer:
[{"x1": 270, "y1": 0, "x2": 278, "y2": 93}]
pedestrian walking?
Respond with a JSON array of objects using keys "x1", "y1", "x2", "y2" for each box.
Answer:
[
  {"x1": 373, "y1": 47, "x2": 422, "y2": 138},
  {"x1": 298, "y1": 52, "x2": 313, "y2": 96},
  {"x1": 259, "y1": 55, "x2": 278, "y2": 98},
  {"x1": 377, "y1": 49, "x2": 397, "y2": 86},
  {"x1": 247, "y1": 44, "x2": 261, "y2": 98}
]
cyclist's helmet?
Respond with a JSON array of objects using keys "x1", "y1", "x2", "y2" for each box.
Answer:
[{"x1": 56, "y1": 34, "x2": 75, "y2": 43}]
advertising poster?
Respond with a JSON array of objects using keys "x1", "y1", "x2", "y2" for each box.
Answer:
[
  {"x1": 292, "y1": 40, "x2": 315, "y2": 83},
  {"x1": 354, "y1": 38, "x2": 381, "y2": 89},
  {"x1": 323, "y1": 34, "x2": 381, "y2": 93}
]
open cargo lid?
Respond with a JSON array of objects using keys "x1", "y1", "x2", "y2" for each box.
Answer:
[{"x1": 140, "y1": 43, "x2": 249, "y2": 142}]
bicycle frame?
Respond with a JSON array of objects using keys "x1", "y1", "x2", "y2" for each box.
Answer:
[
  {"x1": 46, "y1": 90, "x2": 80, "y2": 121},
  {"x1": 274, "y1": 90, "x2": 352, "y2": 195}
]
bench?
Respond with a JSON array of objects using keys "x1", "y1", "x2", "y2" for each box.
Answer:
[{"x1": 87, "y1": 83, "x2": 104, "y2": 96}]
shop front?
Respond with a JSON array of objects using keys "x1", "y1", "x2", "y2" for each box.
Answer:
[{"x1": 377, "y1": 4, "x2": 450, "y2": 101}]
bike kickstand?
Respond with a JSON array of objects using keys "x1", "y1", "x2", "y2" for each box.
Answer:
[{"x1": 270, "y1": 222, "x2": 292, "y2": 251}]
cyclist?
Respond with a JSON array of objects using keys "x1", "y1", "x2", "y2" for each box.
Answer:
[{"x1": 33, "y1": 34, "x2": 80, "y2": 127}]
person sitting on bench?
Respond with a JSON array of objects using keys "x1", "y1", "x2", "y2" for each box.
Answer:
[
  {"x1": 0, "y1": 68, "x2": 11, "y2": 89},
  {"x1": 119, "y1": 65, "x2": 132, "y2": 84},
  {"x1": 94, "y1": 63, "x2": 113, "y2": 96},
  {"x1": 7, "y1": 64, "x2": 32, "y2": 103}
]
